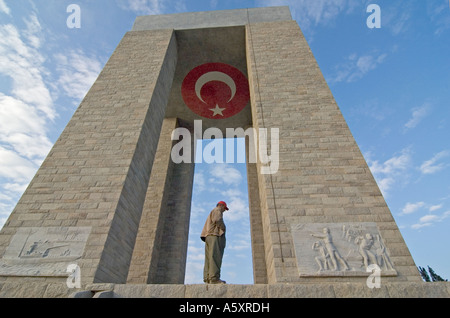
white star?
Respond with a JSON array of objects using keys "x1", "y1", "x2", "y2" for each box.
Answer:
[{"x1": 209, "y1": 104, "x2": 226, "y2": 117}]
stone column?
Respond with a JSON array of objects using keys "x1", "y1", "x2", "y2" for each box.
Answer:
[
  {"x1": 127, "y1": 118, "x2": 195, "y2": 284},
  {"x1": 246, "y1": 20, "x2": 421, "y2": 283},
  {"x1": 0, "y1": 29, "x2": 178, "y2": 285},
  {"x1": 246, "y1": 139, "x2": 268, "y2": 284}
]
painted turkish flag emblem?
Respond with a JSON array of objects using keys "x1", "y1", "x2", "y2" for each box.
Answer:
[{"x1": 181, "y1": 63, "x2": 250, "y2": 119}]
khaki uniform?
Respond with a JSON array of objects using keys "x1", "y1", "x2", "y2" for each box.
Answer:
[{"x1": 201, "y1": 207, "x2": 226, "y2": 282}]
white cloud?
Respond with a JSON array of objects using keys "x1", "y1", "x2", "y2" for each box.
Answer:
[
  {"x1": 209, "y1": 164, "x2": 243, "y2": 185},
  {"x1": 1, "y1": 22, "x2": 104, "y2": 226},
  {"x1": 184, "y1": 260, "x2": 204, "y2": 284},
  {"x1": 384, "y1": 5, "x2": 411, "y2": 36},
  {"x1": 3, "y1": 182, "x2": 28, "y2": 194},
  {"x1": 375, "y1": 178, "x2": 394, "y2": 196},
  {"x1": 224, "y1": 197, "x2": 249, "y2": 222},
  {"x1": 228, "y1": 238, "x2": 251, "y2": 251},
  {"x1": 356, "y1": 54, "x2": 387, "y2": 73},
  {"x1": 0, "y1": 20, "x2": 55, "y2": 120},
  {"x1": 0, "y1": 94, "x2": 53, "y2": 160},
  {"x1": 366, "y1": 148, "x2": 411, "y2": 197},
  {"x1": 185, "y1": 237, "x2": 206, "y2": 284},
  {"x1": 329, "y1": 52, "x2": 387, "y2": 83},
  {"x1": 54, "y1": 50, "x2": 103, "y2": 103},
  {"x1": 223, "y1": 188, "x2": 244, "y2": 199},
  {"x1": 411, "y1": 211, "x2": 450, "y2": 230},
  {"x1": 118, "y1": 0, "x2": 190, "y2": 18},
  {"x1": 0, "y1": 13, "x2": 56, "y2": 220},
  {"x1": 420, "y1": 150, "x2": 450, "y2": 175},
  {"x1": 0, "y1": 94, "x2": 47, "y2": 135},
  {"x1": 426, "y1": 2, "x2": 450, "y2": 36},
  {"x1": 411, "y1": 222, "x2": 432, "y2": 230},
  {"x1": 23, "y1": 14, "x2": 42, "y2": 49},
  {"x1": 404, "y1": 103, "x2": 431, "y2": 130},
  {"x1": 419, "y1": 214, "x2": 439, "y2": 223},
  {"x1": 0, "y1": 17, "x2": 55, "y2": 161},
  {"x1": 189, "y1": 200, "x2": 208, "y2": 225},
  {"x1": 209, "y1": 165, "x2": 249, "y2": 221},
  {"x1": 227, "y1": 232, "x2": 251, "y2": 252},
  {"x1": 257, "y1": 0, "x2": 360, "y2": 34},
  {"x1": 429, "y1": 204, "x2": 443, "y2": 212},
  {"x1": 401, "y1": 201, "x2": 425, "y2": 215},
  {"x1": 0, "y1": 17, "x2": 55, "y2": 157},
  {"x1": 117, "y1": 0, "x2": 164, "y2": 15},
  {"x1": 117, "y1": 0, "x2": 187, "y2": 15},
  {"x1": 186, "y1": 245, "x2": 204, "y2": 262},
  {"x1": 369, "y1": 150, "x2": 410, "y2": 175},
  {"x1": 0, "y1": 0, "x2": 10, "y2": 15},
  {"x1": 0, "y1": 146, "x2": 38, "y2": 184}
]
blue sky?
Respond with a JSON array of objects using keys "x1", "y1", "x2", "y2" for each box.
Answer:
[{"x1": 0, "y1": 0, "x2": 449, "y2": 284}]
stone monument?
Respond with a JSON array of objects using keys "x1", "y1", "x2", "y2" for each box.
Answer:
[{"x1": 0, "y1": 7, "x2": 448, "y2": 298}]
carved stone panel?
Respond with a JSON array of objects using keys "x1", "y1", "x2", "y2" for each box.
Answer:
[
  {"x1": 290, "y1": 223, "x2": 397, "y2": 277},
  {"x1": 0, "y1": 227, "x2": 91, "y2": 277}
]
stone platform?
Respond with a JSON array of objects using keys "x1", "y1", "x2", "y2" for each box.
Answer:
[
  {"x1": 0, "y1": 280, "x2": 448, "y2": 298},
  {"x1": 67, "y1": 282, "x2": 450, "y2": 298}
]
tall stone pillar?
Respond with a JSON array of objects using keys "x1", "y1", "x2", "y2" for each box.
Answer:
[
  {"x1": 245, "y1": 20, "x2": 420, "y2": 283},
  {"x1": 127, "y1": 118, "x2": 194, "y2": 284},
  {"x1": 0, "y1": 29, "x2": 178, "y2": 287},
  {"x1": 246, "y1": 140, "x2": 268, "y2": 284}
]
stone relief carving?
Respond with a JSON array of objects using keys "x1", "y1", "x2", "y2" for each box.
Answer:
[
  {"x1": 0, "y1": 227, "x2": 91, "y2": 277},
  {"x1": 311, "y1": 227, "x2": 350, "y2": 272},
  {"x1": 291, "y1": 223, "x2": 397, "y2": 277},
  {"x1": 21, "y1": 241, "x2": 71, "y2": 259}
]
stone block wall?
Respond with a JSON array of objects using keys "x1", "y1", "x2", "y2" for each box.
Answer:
[
  {"x1": 0, "y1": 29, "x2": 178, "y2": 287},
  {"x1": 245, "y1": 20, "x2": 421, "y2": 283}
]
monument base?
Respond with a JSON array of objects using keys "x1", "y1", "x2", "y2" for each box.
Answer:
[
  {"x1": 0, "y1": 279, "x2": 448, "y2": 298},
  {"x1": 100, "y1": 282, "x2": 450, "y2": 298},
  {"x1": 77, "y1": 282, "x2": 450, "y2": 298}
]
